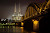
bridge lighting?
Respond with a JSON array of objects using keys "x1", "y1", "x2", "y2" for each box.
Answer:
[
  {"x1": 33, "y1": 20, "x2": 39, "y2": 25},
  {"x1": 21, "y1": 22, "x2": 24, "y2": 26},
  {"x1": 45, "y1": 7, "x2": 47, "y2": 9},
  {"x1": 20, "y1": 27, "x2": 24, "y2": 32},
  {"x1": 32, "y1": 20, "x2": 39, "y2": 25},
  {"x1": 32, "y1": 19, "x2": 34, "y2": 21},
  {"x1": 43, "y1": 10, "x2": 45, "y2": 11},
  {"x1": 32, "y1": 20, "x2": 39, "y2": 30}
]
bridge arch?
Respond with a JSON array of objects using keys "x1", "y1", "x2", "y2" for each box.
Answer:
[
  {"x1": 24, "y1": 3, "x2": 40, "y2": 19},
  {"x1": 23, "y1": 0, "x2": 50, "y2": 20},
  {"x1": 45, "y1": 0, "x2": 50, "y2": 9}
]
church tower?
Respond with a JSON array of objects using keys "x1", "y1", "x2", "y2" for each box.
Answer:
[
  {"x1": 12, "y1": 3, "x2": 17, "y2": 22},
  {"x1": 17, "y1": 3, "x2": 23, "y2": 21},
  {"x1": 12, "y1": 2, "x2": 23, "y2": 22}
]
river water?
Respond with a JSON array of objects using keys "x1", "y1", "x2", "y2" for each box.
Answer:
[{"x1": 0, "y1": 26, "x2": 38, "y2": 33}]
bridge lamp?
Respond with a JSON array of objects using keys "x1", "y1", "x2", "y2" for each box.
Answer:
[
  {"x1": 21, "y1": 22, "x2": 24, "y2": 26},
  {"x1": 20, "y1": 27, "x2": 24, "y2": 32},
  {"x1": 32, "y1": 20, "x2": 39, "y2": 25},
  {"x1": 33, "y1": 20, "x2": 39, "y2": 25},
  {"x1": 32, "y1": 20, "x2": 39, "y2": 30},
  {"x1": 32, "y1": 19, "x2": 34, "y2": 21},
  {"x1": 43, "y1": 10, "x2": 45, "y2": 11}
]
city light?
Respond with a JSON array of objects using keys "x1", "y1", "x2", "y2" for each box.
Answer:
[
  {"x1": 20, "y1": 27, "x2": 24, "y2": 32},
  {"x1": 33, "y1": 20, "x2": 39, "y2": 25},
  {"x1": 1, "y1": 19, "x2": 4, "y2": 21},
  {"x1": 12, "y1": 15, "x2": 14, "y2": 16},
  {"x1": 21, "y1": 22, "x2": 24, "y2": 26},
  {"x1": 32, "y1": 20, "x2": 39, "y2": 26},
  {"x1": 32, "y1": 20, "x2": 39, "y2": 30}
]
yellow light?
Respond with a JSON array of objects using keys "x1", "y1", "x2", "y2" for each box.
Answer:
[
  {"x1": 20, "y1": 27, "x2": 24, "y2": 32},
  {"x1": 32, "y1": 19, "x2": 34, "y2": 21},
  {"x1": 34, "y1": 20, "x2": 39, "y2": 25},
  {"x1": 33, "y1": 14, "x2": 34, "y2": 16},
  {"x1": 20, "y1": 27, "x2": 23, "y2": 29},
  {"x1": 16, "y1": 23, "x2": 18, "y2": 25},
  {"x1": 32, "y1": 20, "x2": 39, "y2": 30},
  {"x1": 21, "y1": 22, "x2": 24, "y2": 26}
]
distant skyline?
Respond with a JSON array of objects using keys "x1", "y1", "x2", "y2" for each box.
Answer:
[{"x1": 0, "y1": 0, "x2": 45, "y2": 19}]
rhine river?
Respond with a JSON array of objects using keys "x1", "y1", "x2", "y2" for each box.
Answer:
[{"x1": 0, "y1": 26, "x2": 38, "y2": 33}]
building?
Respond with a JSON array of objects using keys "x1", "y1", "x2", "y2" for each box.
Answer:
[{"x1": 12, "y1": 3, "x2": 23, "y2": 22}]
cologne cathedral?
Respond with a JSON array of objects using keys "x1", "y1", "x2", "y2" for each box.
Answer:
[{"x1": 12, "y1": 3, "x2": 23, "y2": 22}]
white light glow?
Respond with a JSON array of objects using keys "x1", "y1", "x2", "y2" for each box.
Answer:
[{"x1": 12, "y1": 15, "x2": 14, "y2": 16}]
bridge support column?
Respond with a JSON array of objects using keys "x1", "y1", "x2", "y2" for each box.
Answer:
[{"x1": 24, "y1": 19, "x2": 33, "y2": 31}]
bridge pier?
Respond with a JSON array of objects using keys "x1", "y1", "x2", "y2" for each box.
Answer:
[
  {"x1": 23, "y1": 18, "x2": 39, "y2": 32},
  {"x1": 23, "y1": 19, "x2": 33, "y2": 31}
]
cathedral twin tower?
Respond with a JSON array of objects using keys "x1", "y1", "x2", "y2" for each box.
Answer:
[{"x1": 12, "y1": 3, "x2": 23, "y2": 22}]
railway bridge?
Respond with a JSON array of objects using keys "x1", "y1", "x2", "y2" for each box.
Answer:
[{"x1": 15, "y1": 0, "x2": 50, "y2": 32}]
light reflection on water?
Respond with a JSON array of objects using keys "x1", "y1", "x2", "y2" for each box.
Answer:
[{"x1": 0, "y1": 26, "x2": 38, "y2": 33}]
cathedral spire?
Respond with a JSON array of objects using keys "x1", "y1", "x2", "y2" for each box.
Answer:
[
  {"x1": 12, "y1": 1, "x2": 23, "y2": 21},
  {"x1": 18, "y1": 2, "x2": 21, "y2": 16},
  {"x1": 19, "y1": 3, "x2": 20, "y2": 12},
  {"x1": 14, "y1": 2, "x2": 16, "y2": 14},
  {"x1": 17, "y1": 2, "x2": 23, "y2": 20},
  {"x1": 19, "y1": 0, "x2": 21, "y2": 12},
  {"x1": 12, "y1": 2, "x2": 17, "y2": 16}
]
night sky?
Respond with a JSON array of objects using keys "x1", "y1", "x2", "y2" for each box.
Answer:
[{"x1": 0, "y1": 0, "x2": 45, "y2": 19}]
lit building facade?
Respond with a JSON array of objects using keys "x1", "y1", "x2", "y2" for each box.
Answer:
[{"x1": 12, "y1": 3, "x2": 23, "y2": 22}]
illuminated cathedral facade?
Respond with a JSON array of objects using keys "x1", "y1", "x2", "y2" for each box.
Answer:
[{"x1": 12, "y1": 3, "x2": 23, "y2": 22}]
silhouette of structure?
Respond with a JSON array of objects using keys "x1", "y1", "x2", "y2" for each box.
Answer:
[
  {"x1": 11, "y1": 0, "x2": 50, "y2": 32},
  {"x1": 21, "y1": 0, "x2": 50, "y2": 32}
]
